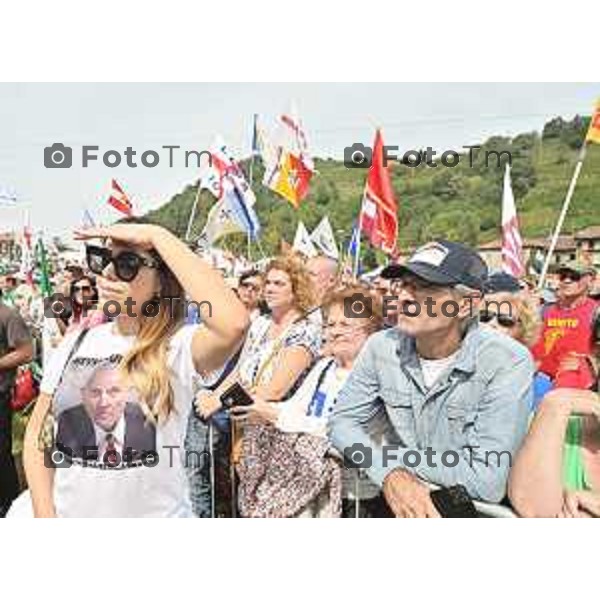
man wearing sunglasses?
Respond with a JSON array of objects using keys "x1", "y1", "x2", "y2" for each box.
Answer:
[
  {"x1": 329, "y1": 240, "x2": 534, "y2": 517},
  {"x1": 532, "y1": 262, "x2": 599, "y2": 383}
]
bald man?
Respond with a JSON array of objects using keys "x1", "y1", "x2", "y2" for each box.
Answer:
[{"x1": 307, "y1": 256, "x2": 339, "y2": 305}]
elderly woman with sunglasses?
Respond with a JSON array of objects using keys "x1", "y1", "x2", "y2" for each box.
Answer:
[
  {"x1": 230, "y1": 285, "x2": 384, "y2": 517},
  {"x1": 16, "y1": 217, "x2": 249, "y2": 518}
]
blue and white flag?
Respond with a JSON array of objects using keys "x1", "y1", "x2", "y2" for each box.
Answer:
[{"x1": 198, "y1": 136, "x2": 261, "y2": 241}]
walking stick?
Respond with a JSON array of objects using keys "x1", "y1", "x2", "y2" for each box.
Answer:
[
  {"x1": 354, "y1": 470, "x2": 361, "y2": 518},
  {"x1": 208, "y1": 421, "x2": 216, "y2": 518},
  {"x1": 230, "y1": 418, "x2": 238, "y2": 518}
]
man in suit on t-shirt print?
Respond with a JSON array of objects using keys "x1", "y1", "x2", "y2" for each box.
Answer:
[{"x1": 57, "y1": 364, "x2": 156, "y2": 464}]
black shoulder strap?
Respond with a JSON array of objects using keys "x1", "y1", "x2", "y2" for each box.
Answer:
[
  {"x1": 313, "y1": 358, "x2": 336, "y2": 394},
  {"x1": 56, "y1": 327, "x2": 90, "y2": 388}
]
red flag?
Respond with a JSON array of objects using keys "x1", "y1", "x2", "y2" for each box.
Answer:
[
  {"x1": 108, "y1": 179, "x2": 133, "y2": 216},
  {"x1": 359, "y1": 129, "x2": 398, "y2": 254}
]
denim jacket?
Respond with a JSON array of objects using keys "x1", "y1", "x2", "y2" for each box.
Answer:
[{"x1": 328, "y1": 324, "x2": 534, "y2": 503}]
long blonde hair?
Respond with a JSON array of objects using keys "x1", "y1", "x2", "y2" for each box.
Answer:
[{"x1": 116, "y1": 218, "x2": 185, "y2": 422}]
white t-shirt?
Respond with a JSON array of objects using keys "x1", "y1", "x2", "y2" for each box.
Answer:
[
  {"x1": 418, "y1": 349, "x2": 461, "y2": 389},
  {"x1": 276, "y1": 357, "x2": 347, "y2": 437},
  {"x1": 41, "y1": 322, "x2": 200, "y2": 518}
]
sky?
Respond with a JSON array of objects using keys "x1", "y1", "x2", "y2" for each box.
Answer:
[{"x1": 0, "y1": 82, "x2": 598, "y2": 238}]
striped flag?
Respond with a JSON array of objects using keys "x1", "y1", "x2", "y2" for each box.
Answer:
[
  {"x1": 108, "y1": 179, "x2": 133, "y2": 216},
  {"x1": 501, "y1": 164, "x2": 525, "y2": 278}
]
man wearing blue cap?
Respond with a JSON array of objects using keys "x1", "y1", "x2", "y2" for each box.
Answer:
[{"x1": 329, "y1": 240, "x2": 534, "y2": 517}]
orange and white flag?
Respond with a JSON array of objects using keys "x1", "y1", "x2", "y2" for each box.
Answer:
[{"x1": 585, "y1": 98, "x2": 600, "y2": 145}]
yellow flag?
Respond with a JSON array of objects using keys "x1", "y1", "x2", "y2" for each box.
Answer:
[{"x1": 585, "y1": 98, "x2": 600, "y2": 144}]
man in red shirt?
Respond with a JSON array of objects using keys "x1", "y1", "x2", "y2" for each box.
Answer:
[{"x1": 532, "y1": 262, "x2": 599, "y2": 387}]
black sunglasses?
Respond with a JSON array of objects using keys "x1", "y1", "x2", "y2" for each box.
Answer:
[
  {"x1": 558, "y1": 271, "x2": 582, "y2": 282},
  {"x1": 479, "y1": 310, "x2": 518, "y2": 328},
  {"x1": 86, "y1": 245, "x2": 161, "y2": 282}
]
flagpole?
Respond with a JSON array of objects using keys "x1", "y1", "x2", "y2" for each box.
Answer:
[
  {"x1": 353, "y1": 205, "x2": 363, "y2": 279},
  {"x1": 256, "y1": 238, "x2": 267, "y2": 261},
  {"x1": 248, "y1": 113, "x2": 258, "y2": 186},
  {"x1": 185, "y1": 183, "x2": 202, "y2": 242},
  {"x1": 537, "y1": 143, "x2": 588, "y2": 289}
]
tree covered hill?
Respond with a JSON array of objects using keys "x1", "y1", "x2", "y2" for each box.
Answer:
[{"x1": 146, "y1": 114, "x2": 599, "y2": 263}]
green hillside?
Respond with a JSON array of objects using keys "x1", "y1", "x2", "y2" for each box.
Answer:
[{"x1": 146, "y1": 115, "x2": 599, "y2": 266}]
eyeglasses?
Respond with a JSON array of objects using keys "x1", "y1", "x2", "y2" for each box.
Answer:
[
  {"x1": 74, "y1": 285, "x2": 92, "y2": 292},
  {"x1": 479, "y1": 310, "x2": 518, "y2": 328},
  {"x1": 558, "y1": 271, "x2": 582, "y2": 282},
  {"x1": 390, "y1": 276, "x2": 449, "y2": 295},
  {"x1": 86, "y1": 245, "x2": 161, "y2": 282},
  {"x1": 239, "y1": 282, "x2": 260, "y2": 292}
]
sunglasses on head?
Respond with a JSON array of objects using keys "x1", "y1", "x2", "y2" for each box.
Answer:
[
  {"x1": 86, "y1": 245, "x2": 161, "y2": 282},
  {"x1": 558, "y1": 271, "x2": 582, "y2": 282},
  {"x1": 479, "y1": 310, "x2": 518, "y2": 328}
]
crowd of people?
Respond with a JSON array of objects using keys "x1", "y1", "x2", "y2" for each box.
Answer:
[{"x1": 1, "y1": 219, "x2": 599, "y2": 517}]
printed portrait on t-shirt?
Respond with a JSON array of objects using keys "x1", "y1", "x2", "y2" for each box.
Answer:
[{"x1": 54, "y1": 354, "x2": 157, "y2": 466}]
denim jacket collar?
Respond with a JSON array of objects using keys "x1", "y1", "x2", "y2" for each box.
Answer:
[{"x1": 395, "y1": 321, "x2": 479, "y2": 376}]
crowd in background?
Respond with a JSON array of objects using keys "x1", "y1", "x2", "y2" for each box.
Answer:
[{"x1": 1, "y1": 222, "x2": 600, "y2": 518}]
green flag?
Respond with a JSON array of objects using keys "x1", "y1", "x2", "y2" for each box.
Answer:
[{"x1": 36, "y1": 238, "x2": 52, "y2": 297}]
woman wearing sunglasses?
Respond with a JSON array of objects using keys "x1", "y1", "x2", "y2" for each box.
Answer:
[
  {"x1": 57, "y1": 275, "x2": 99, "y2": 334},
  {"x1": 19, "y1": 218, "x2": 249, "y2": 518},
  {"x1": 480, "y1": 272, "x2": 540, "y2": 348}
]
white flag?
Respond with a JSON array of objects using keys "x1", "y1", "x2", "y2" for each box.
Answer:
[
  {"x1": 293, "y1": 221, "x2": 317, "y2": 258},
  {"x1": 199, "y1": 198, "x2": 244, "y2": 246},
  {"x1": 310, "y1": 216, "x2": 339, "y2": 260},
  {"x1": 501, "y1": 164, "x2": 525, "y2": 277}
]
